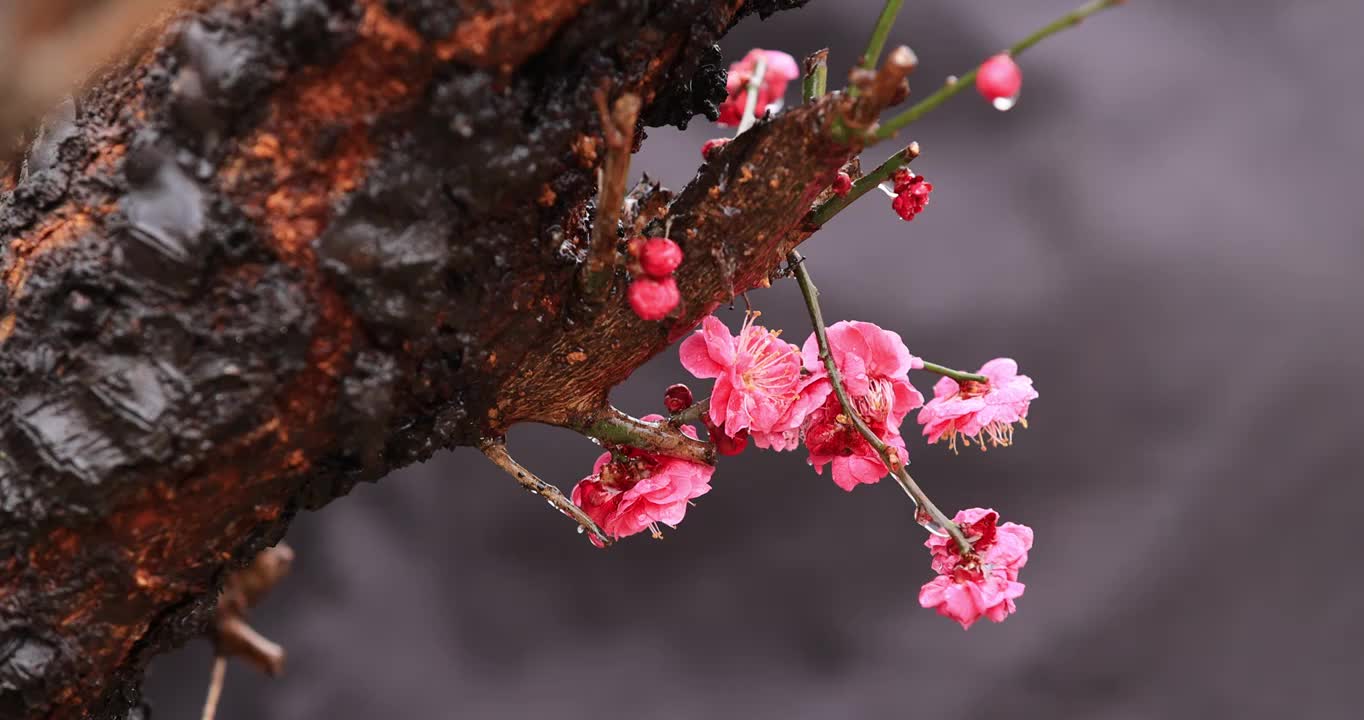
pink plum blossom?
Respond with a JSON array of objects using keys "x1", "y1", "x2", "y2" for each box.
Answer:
[
  {"x1": 796, "y1": 323, "x2": 927, "y2": 490},
  {"x1": 800, "y1": 321, "x2": 924, "y2": 425},
  {"x1": 571, "y1": 416, "x2": 714, "y2": 548},
  {"x1": 801, "y1": 397, "x2": 909, "y2": 491},
  {"x1": 679, "y1": 314, "x2": 828, "y2": 450},
  {"x1": 716, "y1": 49, "x2": 800, "y2": 127},
  {"x1": 917, "y1": 358, "x2": 1038, "y2": 451},
  {"x1": 919, "y1": 508, "x2": 1034, "y2": 629},
  {"x1": 798, "y1": 321, "x2": 924, "y2": 491}
]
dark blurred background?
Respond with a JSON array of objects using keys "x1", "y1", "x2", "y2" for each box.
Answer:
[{"x1": 146, "y1": 0, "x2": 1364, "y2": 717}]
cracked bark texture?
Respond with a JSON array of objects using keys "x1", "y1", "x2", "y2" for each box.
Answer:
[{"x1": 0, "y1": 0, "x2": 848, "y2": 717}]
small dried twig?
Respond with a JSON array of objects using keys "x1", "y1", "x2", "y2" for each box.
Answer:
[
  {"x1": 480, "y1": 439, "x2": 612, "y2": 545},
  {"x1": 216, "y1": 615, "x2": 286, "y2": 675},
  {"x1": 200, "y1": 655, "x2": 227, "y2": 720},
  {"x1": 213, "y1": 543, "x2": 293, "y2": 676},
  {"x1": 580, "y1": 91, "x2": 641, "y2": 302},
  {"x1": 788, "y1": 250, "x2": 972, "y2": 555}
]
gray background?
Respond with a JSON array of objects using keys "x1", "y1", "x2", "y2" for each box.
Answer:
[{"x1": 146, "y1": 0, "x2": 1364, "y2": 717}]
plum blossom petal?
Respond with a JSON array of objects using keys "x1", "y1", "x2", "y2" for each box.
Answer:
[
  {"x1": 798, "y1": 321, "x2": 923, "y2": 490},
  {"x1": 919, "y1": 508, "x2": 1034, "y2": 628},
  {"x1": 918, "y1": 358, "x2": 1037, "y2": 451},
  {"x1": 716, "y1": 49, "x2": 800, "y2": 127},
  {"x1": 679, "y1": 313, "x2": 820, "y2": 448},
  {"x1": 571, "y1": 416, "x2": 714, "y2": 548}
]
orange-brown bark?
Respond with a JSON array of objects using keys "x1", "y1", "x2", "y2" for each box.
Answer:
[{"x1": 0, "y1": 1, "x2": 865, "y2": 718}]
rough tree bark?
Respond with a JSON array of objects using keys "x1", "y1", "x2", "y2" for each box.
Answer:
[{"x1": 0, "y1": 0, "x2": 900, "y2": 717}]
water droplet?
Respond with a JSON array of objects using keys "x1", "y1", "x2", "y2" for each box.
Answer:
[
  {"x1": 992, "y1": 94, "x2": 1018, "y2": 112},
  {"x1": 920, "y1": 521, "x2": 950, "y2": 537},
  {"x1": 915, "y1": 507, "x2": 950, "y2": 537},
  {"x1": 577, "y1": 526, "x2": 585, "y2": 534}
]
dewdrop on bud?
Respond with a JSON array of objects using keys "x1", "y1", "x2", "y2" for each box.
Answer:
[{"x1": 976, "y1": 54, "x2": 1022, "y2": 112}]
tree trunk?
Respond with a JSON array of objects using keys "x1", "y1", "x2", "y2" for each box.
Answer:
[{"x1": 0, "y1": 0, "x2": 872, "y2": 717}]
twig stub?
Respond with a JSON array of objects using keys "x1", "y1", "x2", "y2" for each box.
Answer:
[
  {"x1": 480, "y1": 439, "x2": 612, "y2": 545},
  {"x1": 580, "y1": 91, "x2": 642, "y2": 303}
]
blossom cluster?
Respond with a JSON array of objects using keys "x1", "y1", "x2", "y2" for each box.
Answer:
[
  {"x1": 919, "y1": 508, "x2": 1033, "y2": 628},
  {"x1": 572, "y1": 415, "x2": 714, "y2": 549},
  {"x1": 576, "y1": 43, "x2": 1046, "y2": 630},
  {"x1": 889, "y1": 169, "x2": 933, "y2": 221},
  {"x1": 571, "y1": 312, "x2": 1037, "y2": 629}
]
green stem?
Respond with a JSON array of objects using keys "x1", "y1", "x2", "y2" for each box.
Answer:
[
  {"x1": 578, "y1": 406, "x2": 716, "y2": 465},
  {"x1": 875, "y1": 0, "x2": 1125, "y2": 139},
  {"x1": 801, "y1": 49, "x2": 828, "y2": 104},
  {"x1": 806, "y1": 141, "x2": 919, "y2": 229},
  {"x1": 737, "y1": 56, "x2": 769, "y2": 134},
  {"x1": 920, "y1": 361, "x2": 987, "y2": 384},
  {"x1": 860, "y1": 0, "x2": 905, "y2": 73},
  {"x1": 669, "y1": 399, "x2": 707, "y2": 426},
  {"x1": 788, "y1": 251, "x2": 972, "y2": 556}
]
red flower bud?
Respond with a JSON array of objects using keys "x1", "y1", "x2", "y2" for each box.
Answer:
[
  {"x1": 832, "y1": 171, "x2": 852, "y2": 197},
  {"x1": 638, "y1": 237, "x2": 683, "y2": 278},
  {"x1": 628, "y1": 276, "x2": 680, "y2": 321},
  {"x1": 702, "y1": 411, "x2": 749, "y2": 456},
  {"x1": 890, "y1": 170, "x2": 932, "y2": 221},
  {"x1": 663, "y1": 383, "x2": 694, "y2": 414},
  {"x1": 975, "y1": 54, "x2": 1022, "y2": 111}
]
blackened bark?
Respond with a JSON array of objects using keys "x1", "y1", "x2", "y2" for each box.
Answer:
[{"x1": 0, "y1": 1, "x2": 862, "y2": 718}]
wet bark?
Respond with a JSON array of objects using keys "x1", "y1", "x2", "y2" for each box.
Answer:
[{"x1": 0, "y1": 0, "x2": 862, "y2": 717}]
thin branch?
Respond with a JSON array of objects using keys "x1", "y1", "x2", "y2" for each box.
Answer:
[
  {"x1": 669, "y1": 399, "x2": 707, "y2": 426},
  {"x1": 859, "y1": 0, "x2": 905, "y2": 73},
  {"x1": 200, "y1": 655, "x2": 227, "y2": 720},
  {"x1": 801, "y1": 49, "x2": 828, "y2": 104},
  {"x1": 576, "y1": 406, "x2": 716, "y2": 465},
  {"x1": 788, "y1": 251, "x2": 972, "y2": 555},
  {"x1": 875, "y1": 0, "x2": 1126, "y2": 139},
  {"x1": 834, "y1": 44, "x2": 917, "y2": 142},
  {"x1": 806, "y1": 141, "x2": 919, "y2": 229},
  {"x1": 480, "y1": 440, "x2": 611, "y2": 545},
  {"x1": 920, "y1": 360, "x2": 987, "y2": 384},
  {"x1": 737, "y1": 55, "x2": 769, "y2": 134},
  {"x1": 580, "y1": 91, "x2": 641, "y2": 302}
]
